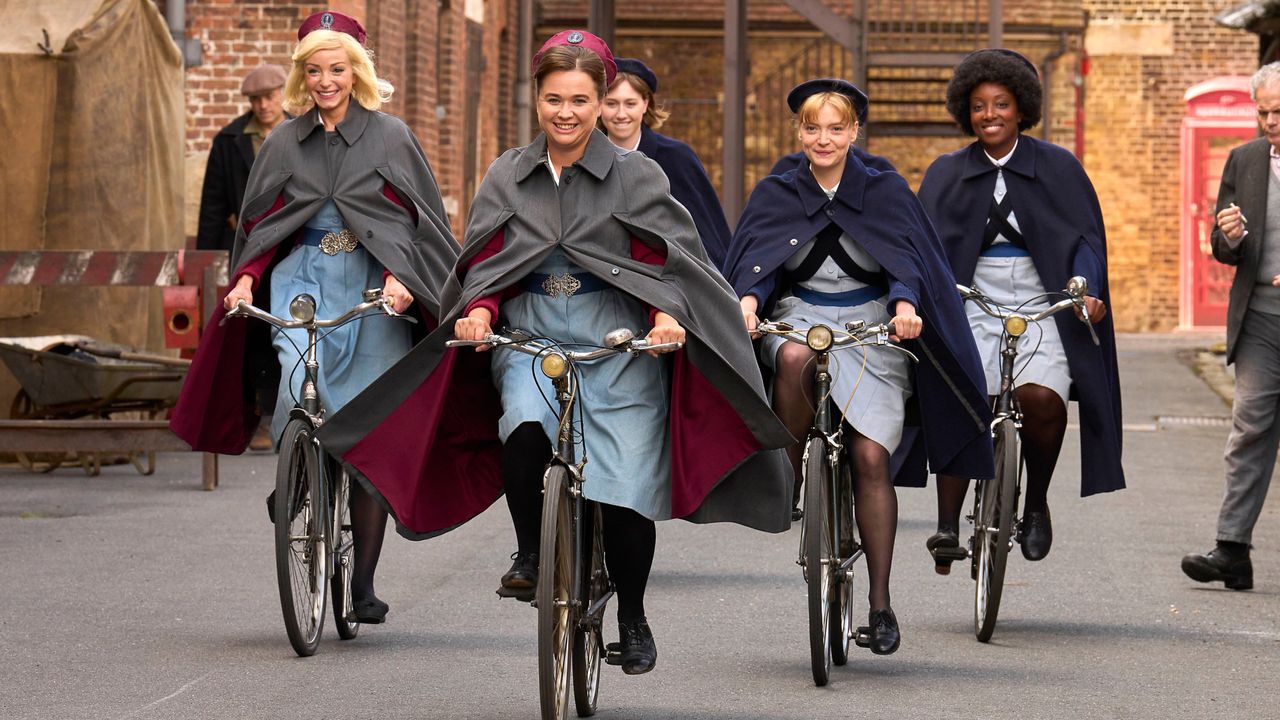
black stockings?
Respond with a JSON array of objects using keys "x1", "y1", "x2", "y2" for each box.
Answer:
[
  {"x1": 349, "y1": 478, "x2": 388, "y2": 602},
  {"x1": 935, "y1": 384, "x2": 1067, "y2": 528},
  {"x1": 850, "y1": 433, "x2": 896, "y2": 612},
  {"x1": 772, "y1": 344, "x2": 817, "y2": 506},
  {"x1": 502, "y1": 422, "x2": 656, "y2": 622}
]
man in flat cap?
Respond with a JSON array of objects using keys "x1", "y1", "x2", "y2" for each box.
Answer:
[{"x1": 196, "y1": 64, "x2": 289, "y2": 252}]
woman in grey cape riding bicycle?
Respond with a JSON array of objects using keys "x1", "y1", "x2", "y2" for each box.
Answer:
[
  {"x1": 171, "y1": 10, "x2": 458, "y2": 625},
  {"x1": 917, "y1": 49, "x2": 1123, "y2": 573}
]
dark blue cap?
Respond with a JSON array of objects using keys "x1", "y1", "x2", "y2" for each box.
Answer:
[
  {"x1": 961, "y1": 48, "x2": 1039, "y2": 79},
  {"x1": 615, "y1": 58, "x2": 658, "y2": 94},
  {"x1": 786, "y1": 78, "x2": 869, "y2": 124}
]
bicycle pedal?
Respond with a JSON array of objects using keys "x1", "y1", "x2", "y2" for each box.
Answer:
[
  {"x1": 933, "y1": 546, "x2": 968, "y2": 561},
  {"x1": 495, "y1": 586, "x2": 536, "y2": 604},
  {"x1": 604, "y1": 645, "x2": 624, "y2": 666},
  {"x1": 853, "y1": 627, "x2": 873, "y2": 649}
]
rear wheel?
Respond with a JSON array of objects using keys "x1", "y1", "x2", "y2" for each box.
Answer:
[
  {"x1": 803, "y1": 437, "x2": 835, "y2": 686},
  {"x1": 829, "y1": 459, "x2": 855, "y2": 667},
  {"x1": 572, "y1": 503, "x2": 606, "y2": 717},
  {"x1": 275, "y1": 418, "x2": 328, "y2": 657},
  {"x1": 538, "y1": 465, "x2": 574, "y2": 720},
  {"x1": 974, "y1": 420, "x2": 1019, "y2": 643},
  {"x1": 330, "y1": 464, "x2": 359, "y2": 640}
]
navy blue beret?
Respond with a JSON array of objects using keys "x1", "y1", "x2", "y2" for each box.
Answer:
[
  {"x1": 614, "y1": 57, "x2": 658, "y2": 94},
  {"x1": 786, "y1": 78, "x2": 869, "y2": 124}
]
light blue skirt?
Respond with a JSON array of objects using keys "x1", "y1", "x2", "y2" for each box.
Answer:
[
  {"x1": 762, "y1": 291, "x2": 912, "y2": 454},
  {"x1": 967, "y1": 255, "x2": 1072, "y2": 405},
  {"x1": 493, "y1": 251, "x2": 672, "y2": 520},
  {"x1": 268, "y1": 244, "x2": 412, "y2": 442}
]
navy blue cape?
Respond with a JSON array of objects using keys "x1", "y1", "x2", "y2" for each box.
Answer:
[
  {"x1": 769, "y1": 147, "x2": 897, "y2": 177},
  {"x1": 723, "y1": 154, "x2": 994, "y2": 483},
  {"x1": 917, "y1": 135, "x2": 1124, "y2": 496},
  {"x1": 638, "y1": 124, "x2": 733, "y2": 268}
]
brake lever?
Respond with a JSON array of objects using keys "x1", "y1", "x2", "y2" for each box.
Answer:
[
  {"x1": 218, "y1": 300, "x2": 247, "y2": 327},
  {"x1": 1076, "y1": 299, "x2": 1101, "y2": 347}
]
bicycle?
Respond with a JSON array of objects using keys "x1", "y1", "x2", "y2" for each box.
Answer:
[
  {"x1": 943, "y1": 276, "x2": 1100, "y2": 643},
  {"x1": 224, "y1": 289, "x2": 415, "y2": 657},
  {"x1": 446, "y1": 328, "x2": 681, "y2": 720},
  {"x1": 756, "y1": 319, "x2": 916, "y2": 687}
]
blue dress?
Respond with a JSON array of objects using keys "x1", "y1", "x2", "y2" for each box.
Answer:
[
  {"x1": 268, "y1": 199, "x2": 412, "y2": 442},
  {"x1": 491, "y1": 248, "x2": 673, "y2": 520}
]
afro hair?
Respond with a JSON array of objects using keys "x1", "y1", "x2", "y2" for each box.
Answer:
[{"x1": 945, "y1": 50, "x2": 1042, "y2": 135}]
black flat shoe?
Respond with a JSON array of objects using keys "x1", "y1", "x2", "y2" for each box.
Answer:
[
  {"x1": 352, "y1": 595, "x2": 389, "y2": 624},
  {"x1": 1182, "y1": 545, "x2": 1253, "y2": 590},
  {"x1": 926, "y1": 527, "x2": 964, "y2": 575},
  {"x1": 606, "y1": 618, "x2": 658, "y2": 675},
  {"x1": 496, "y1": 551, "x2": 538, "y2": 601},
  {"x1": 1020, "y1": 510, "x2": 1052, "y2": 561},
  {"x1": 791, "y1": 505, "x2": 804, "y2": 522},
  {"x1": 868, "y1": 608, "x2": 900, "y2": 656}
]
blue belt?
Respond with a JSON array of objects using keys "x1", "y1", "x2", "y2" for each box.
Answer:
[
  {"x1": 300, "y1": 227, "x2": 362, "y2": 254},
  {"x1": 523, "y1": 271, "x2": 610, "y2": 298},
  {"x1": 981, "y1": 243, "x2": 1030, "y2": 257},
  {"x1": 791, "y1": 284, "x2": 885, "y2": 307}
]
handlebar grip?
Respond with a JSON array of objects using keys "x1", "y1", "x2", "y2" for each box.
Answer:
[{"x1": 886, "y1": 322, "x2": 896, "y2": 337}]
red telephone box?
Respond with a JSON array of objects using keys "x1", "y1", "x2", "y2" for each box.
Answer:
[{"x1": 1180, "y1": 77, "x2": 1256, "y2": 328}]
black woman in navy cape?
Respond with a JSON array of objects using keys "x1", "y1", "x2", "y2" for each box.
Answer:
[
  {"x1": 724, "y1": 151, "x2": 995, "y2": 484},
  {"x1": 917, "y1": 135, "x2": 1124, "y2": 496}
]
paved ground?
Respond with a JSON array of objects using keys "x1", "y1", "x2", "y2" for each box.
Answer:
[{"x1": 2, "y1": 334, "x2": 1277, "y2": 719}]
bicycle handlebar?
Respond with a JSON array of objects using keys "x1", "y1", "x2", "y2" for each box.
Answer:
[
  {"x1": 755, "y1": 319, "x2": 919, "y2": 363},
  {"x1": 957, "y1": 276, "x2": 1100, "y2": 347},
  {"x1": 221, "y1": 290, "x2": 416, "y2": 330},
  {"x1": 445, "y1": 331, "x2": 682, "y2": 360}
]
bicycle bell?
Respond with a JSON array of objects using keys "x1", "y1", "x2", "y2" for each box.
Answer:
[
  {"x1": 1067, "y1": 276, "x2": 1088, "y2": 298},
  {"x1": 603, "y1": 328, "x2": 634, "y2": 348}
]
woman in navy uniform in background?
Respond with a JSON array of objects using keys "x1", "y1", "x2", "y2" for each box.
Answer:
[{"x1": 917, "y1": 49, "x2": 1123, "y2": 572}]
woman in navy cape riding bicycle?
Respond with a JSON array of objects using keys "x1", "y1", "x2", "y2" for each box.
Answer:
[
  {"x1": 170, "y1": 11, "x2": 459, "y2": 625},
  {"x1": 917, "y1": 49, "x2": 1124, "y2": 573},
  {"x1": 723, "y1": 78, "x2": 994, "y2": 656}
]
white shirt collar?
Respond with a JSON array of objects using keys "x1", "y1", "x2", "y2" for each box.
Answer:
[
  {"x1": 544, "y1": 156, "x2": 560, "y2": 185},
  {"x1": 984, "y1": 138, "x2": 1019, "y2": 167}
]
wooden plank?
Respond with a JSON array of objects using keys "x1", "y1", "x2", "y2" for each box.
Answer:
[
  {"x1": 0, "y1": 420, "x2": 193, "y2": 452},
  {"x1": 0, "y1": 251, "x2": 229, "y2": 287}
]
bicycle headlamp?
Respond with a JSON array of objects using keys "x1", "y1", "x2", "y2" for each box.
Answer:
[
  {"x1": 1004, "y1": 315, "x2": 1028, "y2": 337},
  {"x1": 289, "y1": 294, "x2": 317, "y2": 323},
  {"x1": 806, "y1": 325, "x2": 834, "y2": 352},
  {"x1": 540, "y1": 352, "x2": 569, "y2": 379}
]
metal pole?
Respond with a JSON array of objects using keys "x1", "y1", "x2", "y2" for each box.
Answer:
[
  {"x1": 516, "y1": 0, "x2": 533, "y2": 145},
  {"x1": 588, "y1": 0, "x2": 617, "y2": 49},
  {"x1": 723, "y1": 0, "x2": 747, "y2": 227},
  {"x1": 988, "y1": 0, "x2": 1003, "y2": 48}
]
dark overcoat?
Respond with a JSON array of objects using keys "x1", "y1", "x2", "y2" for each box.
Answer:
[
  {"x1": 316, "y1": 130, "x2": 796, "y2": 540},
  {"x1": 171, "y1": 103, "x2": 458, "y2": 453},
  {"x1": 1209, "y1": 136, "x2": 1273, "y2": 364},
  {"x1": 724, "y1": 153, "x2": 995, "y2": 483},
  {"x1": 917, "y1": 135, "x2": 1125, "y2": 496},
  {"x1": 197, "y1": 111, "x2": 257, "y2": 252},
  {"x1": 636, "y1": 125, "x2": 734, "y2": 268}
]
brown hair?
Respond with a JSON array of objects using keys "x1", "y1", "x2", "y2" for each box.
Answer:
[
  {"x1": 534, "y1": 45, "x2": 608, "y2": 100},
  {"x1": 609, "y1": 72, "x2": 671, "y2": 130}
]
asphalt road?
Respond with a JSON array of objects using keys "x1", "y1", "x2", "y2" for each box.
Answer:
[{"x1": 2, "y1": 334, "x2": 1277, "y2": 719}]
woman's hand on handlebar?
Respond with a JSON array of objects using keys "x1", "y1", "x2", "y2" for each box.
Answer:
[
  {"x1": 382, "y1": 274, "x2": 414, "y2": 314},
  {"x1": 454, "y1": 308, "x2": 493, "y2": 351},
  {"x1": 645, "y1": 312, "x2": 685, "y2": 356},
  {"x1": 739, "y1": 295, "x2": 761, "y2": 339},
  {"x1": 890, "y1": 301, "x2": 923, "y2": 342},
  {"x1": 223, "y1": 275, "x2": 254, "y2": 311},
  {"x1": 1074, "y1": 296, "x2": 1107, "y2": 325}
]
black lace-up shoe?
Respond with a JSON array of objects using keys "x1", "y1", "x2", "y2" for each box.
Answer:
[
  {"x1": 1182, "y1": 545, "x2": 1253, "y2": 590},
  {"x1": 606, "y1": 618, "x2": 658, "y2": 675},
  {"x1": 868, "y1": 608, "x2": 900, "y2": 655},
  {"x1": 496, "y1": 551, "x2": 538, "y2": 601},
  {"x1": 1019, "y1": 510, "x2": 1052, "y2": 561},
  {"x1": 926, "y1": 525, "x2": 964, "y2": 575},
  {"x1": 352, "y1": 595, "x2": 389, "y2": 623}
]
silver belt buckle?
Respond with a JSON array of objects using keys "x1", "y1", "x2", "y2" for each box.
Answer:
[
  {"x1": 541, "y1": 273, "x2": 582, "y2": 298},
  {"x1": 319, "y1": 228, "x2": 359, "y2": 255}
]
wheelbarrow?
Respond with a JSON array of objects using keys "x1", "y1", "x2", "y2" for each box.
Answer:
[{"x1": 0, "y1": 335, "x2": 190, "y2": 475}]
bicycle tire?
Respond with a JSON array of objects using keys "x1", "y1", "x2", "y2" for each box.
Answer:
[
  {"x1": 975, "y1": 420, "x2": 1018, "y2": 642},
  {"x1": 330, "y1": 464, "x2": 359, "y2": 640},
  {"x1": 830, "y1": 458, "x2": 855, "y2": 667},
  {"x1": 538, "y1": 465, "x2": 575, "y2": 720},
  {"x1": 275, "y1": 418, "x2": 328, "y2": 657},
  {"x1": 803, "y1": 437, "x2": 835, "y2": 686},
  {"x1": 572, "y1": 503, "x2": 606, "y2": 717}
]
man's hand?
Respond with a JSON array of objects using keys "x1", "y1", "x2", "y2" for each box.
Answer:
[{"x1": 1216, "y1": 204, "x2": 1246, "y2": 242}]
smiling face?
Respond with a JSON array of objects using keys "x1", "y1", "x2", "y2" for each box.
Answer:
[
  {"x1": 248, "y1": 88, "x2": 284, "y2": 128},
  {"x1": 1256, "y1": 81, "x2": 1280, "y2": 152},
  {"x1": 969, "y1": 82, "x2": 1022, "y2": 158},
  {"x1": 536, "y1": 69, "x2": 602, "y2": 160},
  {"x1": 602, "y1": 79, "x2": 647, "y2": 148},
  {"x1": 799, "y1": 101, "x2": 855, "y2": 176},
  {"x1": 304, "y1": 47, "x2": 353, "y2": 118}
]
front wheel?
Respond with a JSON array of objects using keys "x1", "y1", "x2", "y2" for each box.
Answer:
[
  {"x1": 573, "y1": 503, "x2": 606, "y2": 717},
  {"x1": 275, "y1": 418, "x2": 328, "y2": 657},
  {"x1": 538, "y1": 465, "x2": 575, "y2": 720},
  {"x1": 330, "y1": 464, "x2": 359, "y2": 640},
  {"x1": 829, "y1": 458, "x2": 855, "y2": 667},
  {"x1": 803, "y1": 437, "x2": 835, "y2": 686},
  {"x1": 974, "y1": 420, "x2": 1019, "y2": 643}
]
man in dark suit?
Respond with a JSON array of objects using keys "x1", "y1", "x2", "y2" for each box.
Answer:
[
  {"x1": 196, "y1": 64, "x2": 288, "y2": 251},
  {"x1": 1182, "y1": 63, "x2": 1280, "y2": 591}
]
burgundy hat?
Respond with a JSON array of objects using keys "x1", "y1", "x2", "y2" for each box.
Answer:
[
  {"x1": 533, "y1": 30, "x2": 617, "y2": 86},
  {"x1": 297, "y1": 10, "x2": 367, "y2": 45}
]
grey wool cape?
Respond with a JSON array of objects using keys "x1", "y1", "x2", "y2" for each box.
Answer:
[
  {"x1": 171, "y1": 103, "x2": 459, "y2": 454},
  {"x1": 314, "y1": 130, "x2": 797, "y2": 539}
]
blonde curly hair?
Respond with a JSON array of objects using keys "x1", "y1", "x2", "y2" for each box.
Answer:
[{"x1": 284, "y1": 30, "x2": 393, "y2": 114}]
